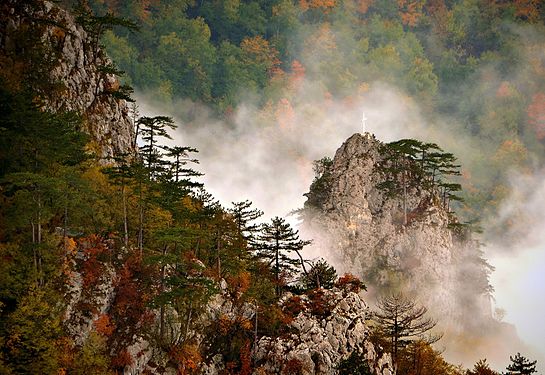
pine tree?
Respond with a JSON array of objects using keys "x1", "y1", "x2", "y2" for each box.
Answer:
[
  {"x1": 373, "y1": 294, "x2": 441, "y2": 365},
  {"x1": 256, "y1": 217, "x2": 311, "y2": 296},
  {"x1": 137, "y1": 116, "x2": 176, "y2": 178},
  {"x1": 301, "y1": 258, "x2": 337, "y2": 290},
  {"x1": 505, "y1": 353, "x2": 537, "y2": 375},
  {"x1": 228, "y1": 200, "x2": 264, "y2": 250}
]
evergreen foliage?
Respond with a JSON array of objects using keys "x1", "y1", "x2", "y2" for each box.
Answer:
[
  {"x1": 256, "y1": 217, "x2": 311, "y2": 295},
  {"x1": 505, "y1": 353, "x2": 537, "y2": 375}
]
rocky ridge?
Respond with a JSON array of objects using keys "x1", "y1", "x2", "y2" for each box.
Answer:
[
  {"x1": 301, "y1": 133, "x2": 492, "y2": 327},
  {"x1": 0, "y1": 0, "x2": 135, "y2": 159},
  {"x1": 253, "y1": 289, "x2": 394, "y2": 375}
]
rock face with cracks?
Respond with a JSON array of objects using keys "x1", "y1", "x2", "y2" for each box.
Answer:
[
  {"x1": 253, "y1": 288, "x2": 394, "y2": 375},
  {"x1": 0, "y1": 0, "x2": 135, "y2": 159},
  {"x1": 301, "y1": 133, "x2": 493, "y2": 328}
]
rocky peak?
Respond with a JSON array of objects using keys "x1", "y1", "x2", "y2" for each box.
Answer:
[
  {"x1": 0, "y1": 0, "x2": 135, "y2": 159},
  {"x1": 302, "y1": 133, "x2": 492, "y2": 327}
]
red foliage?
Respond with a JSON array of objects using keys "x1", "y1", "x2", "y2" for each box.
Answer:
[
  {"x1": 239, "y1": 340, "x2": 253, "y2": 375},
  {"x1": 283, "y1": 296, "x2": 306, "y2": 318},
  {"x1": 111, "y1": 348, "x2": 133, "y2": 369},
  {"x1": 282, "y1": 358, "x2": 305, "y2": 374},
  {"x1": 527, "y1": 93, "x2": 545, "y2": 140},
  {"x1": 110, "y1": 255, "x2": 154, "y2": 348},
  {"x1": 79, "y1": 235, "x2": 109, "y2": 288},
  {"x1": 307, "y1": 289, "x2": 332, "y2": 317},
  {"x1": 335, "y1": 273, "x2": 366, "y2": 293},
  {"x1": 94, "y1": 314, "x2": 115, "y2": 337}
]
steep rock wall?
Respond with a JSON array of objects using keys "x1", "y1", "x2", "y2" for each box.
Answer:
[
  {"x1": 0, "y1": 0, "x2": 135, "y2": 159},
  {"x1": 301, "y1": 133, "x2": 492, "y2": 328}
]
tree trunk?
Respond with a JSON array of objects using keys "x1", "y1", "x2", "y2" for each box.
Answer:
[{"x1": 122, "y1": 183, "x2": 129, "y2": 249}]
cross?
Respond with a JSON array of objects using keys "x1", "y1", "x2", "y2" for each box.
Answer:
[{"x1": 362, "y1": 111, "x2": 368, "y2": 134}]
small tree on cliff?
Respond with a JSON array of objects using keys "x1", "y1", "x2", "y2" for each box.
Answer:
[
  {"x1": 256, "y1": 217, "x2": 311, "y2": 296},
  {"x1": 373, "y1": 294, "x2": 441, "y2": 365},
  {"x1": 505, "y1": 353, "x2": 537, "y2": 375}
]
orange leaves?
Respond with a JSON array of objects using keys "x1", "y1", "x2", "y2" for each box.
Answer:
[
  {"x1": 299, "y1": 0, "x2": 337, "y2": 13},
  {"x1": 496, "y1": 81, "x2": 514, "y2": 98},
  {"x1": 513, "y1": 0, "x2": 540, "y2": 22},
  {"x1": 288, "y1": 60, "x2": 306, "y2": 91},
  {"x1": 527, "y1": 93, "x2": 545, "y2": 140},
  {"x1": 335, "y1": 273, "x2": 366, "y2": 293},
  {"x1": 170, "y1": 343, "x2": 202, "y2": 375},
  {"x1": 217, "y1": 313, "x2": 253, "y2": 335},
  {"x1": 275, "y1": 98, "x2": 296, "y2": 130},
  {"x1": 94, "y1": 314, "x2": 115, "y2": 337},
  {"x1": 240, "y1": 36, "x2": 281, "y2": 76},
  {"x1": 398, "y1": 0, "x2": 425, "y2": 27},
  {"x1": 79, "y1": 235, "x2": 109, "y2": 288},
  {"x1": 226, "y1": 271, "x2": 251, "y2": 301},
  {"x1": 357, "y1": 0, "x2": 373, "y2": 14}
]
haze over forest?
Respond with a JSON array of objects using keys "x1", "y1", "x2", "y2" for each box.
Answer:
[{"x1": 1, "y1": 0, "x2": 545, "y2": 373}]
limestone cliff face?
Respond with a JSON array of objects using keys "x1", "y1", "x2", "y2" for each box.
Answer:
[
  {"x1": 301, "y1": 133, "x2": 492, "y2": 328},
  {"x1": 0, "y1": 0, "x2": 135, "y2": 159},
  {"x1": 253, "y1": 289, "x2": 394, "y2": 375},
  {"x1": 202, "y1": 287, "x2": 394, "y2": 375}
]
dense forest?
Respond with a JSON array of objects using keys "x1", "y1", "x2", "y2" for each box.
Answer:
[
  {"x1": 69, "y1": 0, "x2": 545, "y2": 238},
  {"x1": 1, "y1": 0, "x2": 544, "y2": 373}
]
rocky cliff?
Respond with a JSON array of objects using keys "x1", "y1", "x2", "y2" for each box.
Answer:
[
  {"x1": 0, "y1": 0, "x2": 135, "y2": 159},
  {"x1": 301, "y1": 133, "x2": 493, "y2": 330},
  {"x1": 253, "y1": 289, "x2": 394, "y2": 375},
  {"x1": 202, "y1": 285, "x2": 394, "y2": 375}
]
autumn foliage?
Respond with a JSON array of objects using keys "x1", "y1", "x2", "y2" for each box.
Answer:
[
  {"x1": 527, "y1": 93, "x2": 545, "y2": 139},
  {"x1": 335, "y1": 273, "x2": 367, "y2": 293}
]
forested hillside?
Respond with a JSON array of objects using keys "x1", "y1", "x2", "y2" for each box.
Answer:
[
  {"x1": 1, "y1": 0, "x2": 544, "y2": 374},
  {"x1": 70, "y1": 0, "x2": 545, "y2": 238}
]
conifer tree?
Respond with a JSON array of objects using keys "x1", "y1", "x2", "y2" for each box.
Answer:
[
  {"x1": 228, "y1": 200, "x2": 264, "y2": 250},
  {"x1": 505, "y1": 353, "x2": 537, "y2": 375},
  {"x1": 373, "y1": 294, "x2": 441, "y2": 365},
  {"x1": 137, "y1": 116, "x2": 176, "y2": 178},
  {"x1": 256, "y1": 217, "x2": 311, "y2": 296}
]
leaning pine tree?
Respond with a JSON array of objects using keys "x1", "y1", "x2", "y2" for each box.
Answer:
[{"x1": 256, "y1": 217, "x2": 311, "y2": 296}]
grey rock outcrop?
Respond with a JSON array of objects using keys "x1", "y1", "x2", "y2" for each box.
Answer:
[
  {"x1": 0, "y1": 0, "x2": 135, "y2": 159},
  {"x1": 301, "y1": 133, "x2": 493, "y2": 327},
  {"x1": 253, "y1": 288, "x2": 394, "y2": 375}
]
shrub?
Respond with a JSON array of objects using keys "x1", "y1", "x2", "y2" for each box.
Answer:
[{"x1": 335, "y1": 273, "x2": 367, "y2": 293}]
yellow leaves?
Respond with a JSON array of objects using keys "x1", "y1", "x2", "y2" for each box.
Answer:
[
  {"x1": 299, "y1": 0, "x2": 338, "y2": 13},
  {"x1": 308, "y1": 23, "x2": 337, "y2": 52},
  {"x1": 492, "y1": 138, "x2": 528, "y2": 169},
  {"x1": 146, "y1": 205, "x2": 173, "y2": 232},
  {"x1": 241, "y1": 36, "x2": 281, "y2": 75}
]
